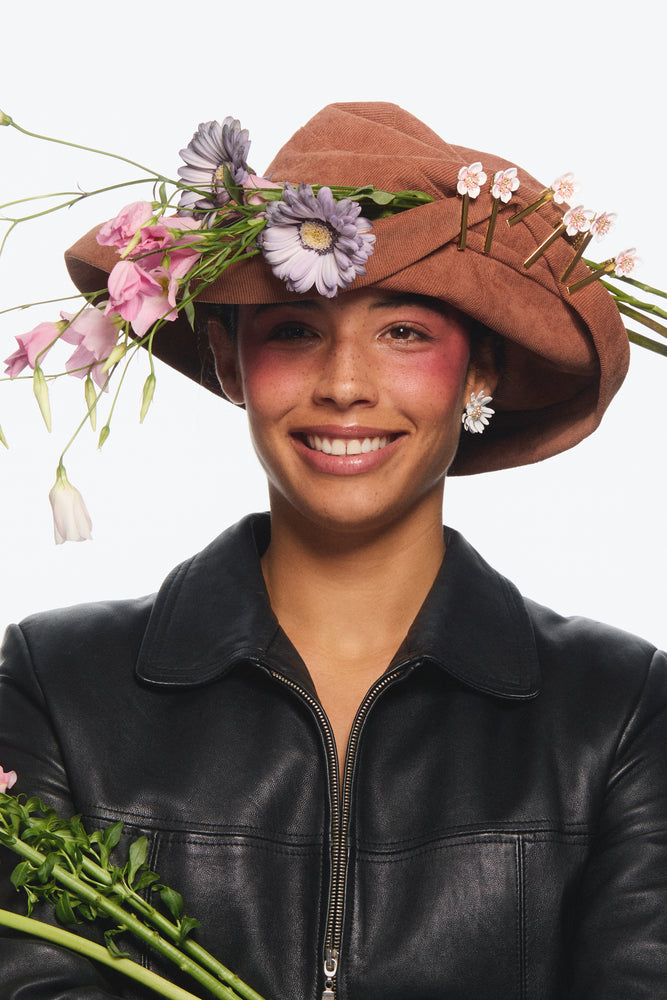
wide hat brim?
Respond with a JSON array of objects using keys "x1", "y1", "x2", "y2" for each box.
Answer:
[{"x1": 65, "y1": 102, "x2": 629, "y2": 475}]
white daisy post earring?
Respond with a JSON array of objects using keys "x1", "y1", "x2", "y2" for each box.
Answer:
[{"x1": 462, "y1": 391, "x2": 494, "y2": 434}]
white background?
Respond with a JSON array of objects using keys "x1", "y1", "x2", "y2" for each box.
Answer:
[{"x1": 1, "y1": 0, "x2": 665, "y2": 649}]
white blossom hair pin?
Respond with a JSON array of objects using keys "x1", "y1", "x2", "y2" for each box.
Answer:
[
  {"x1": 523, "y1": 205, "x2": 595, "y2": 270},
  {"x1": 560, "y1": 211, "x2": 617, "y2": 283},
  {"x1": 483, "y1": 169, "x2": 520, "y2": 254},
  {"x1": 507, "y1": 172, "x2": 580, "y2": 227},
  {"x1": 456, "y1": 162, "x2": 486, "y2": 251}
]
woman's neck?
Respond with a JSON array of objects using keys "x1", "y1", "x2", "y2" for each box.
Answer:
[{"x1": 261, "y1": 496, "x2": 446, "y2": 678}]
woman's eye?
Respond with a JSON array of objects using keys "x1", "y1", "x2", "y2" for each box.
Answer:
[
  {"x1": 384, "y1": 325, "x2": 425, "y2": 343},
  {"x1": 268, "y1": 324, "x2": 316, "y2": 342}
]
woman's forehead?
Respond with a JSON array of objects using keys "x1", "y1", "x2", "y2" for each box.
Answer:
[{"x1": 239, "y1": 289, "x2": 464, "y2": 323}]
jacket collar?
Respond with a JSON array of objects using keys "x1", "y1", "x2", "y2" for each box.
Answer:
[{"x1": 136, "y1": 513, "x2": 540, "y2": 700}]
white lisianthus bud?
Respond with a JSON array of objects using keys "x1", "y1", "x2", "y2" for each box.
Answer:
[
  {"x1": 0, "y1": 423, "x2": 7, "y2": 449},
  {"x1": 0, "y1": 110, "x2": 12, "y2": 127},
  {"x1": 33, "y1": 364, "x2": 52, "y2": 432},
  {"x1": 84, "y1": 375, "x2": 97, "y2": 431},
  {"x1": 101, "y1": 343, "x2": 127, "y2": 374},
  {"x1": 139, "y1": 373, "x2": 156, "y2": 423},
  {"x1": 48, "y1": 464, "x2": 93, "y2": 544}
]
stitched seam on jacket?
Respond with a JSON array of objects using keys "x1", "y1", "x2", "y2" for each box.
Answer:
[
  {"x1": 515, "y1": 835, "x2": 526, "y2": 1000},
  {"x1": 81, "y1": 808, "x2": 321, "y2": 842},
  {"x1": 357, "y1": 827, "x2": 593, "y2": 854},
  {"x1": 356, "y1": 831, "x2": 591, "y2": 863}
]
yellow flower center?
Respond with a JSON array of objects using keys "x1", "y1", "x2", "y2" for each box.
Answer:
[
  {"x1": 299, "y1": 220, "x2": 334, "y2": 252},
  {"x1": 470, "y1": 404, "x2": 482, "y2": 420},
  {"x1": 213, "y1": 164, "x2": 227, "y2": 186}
]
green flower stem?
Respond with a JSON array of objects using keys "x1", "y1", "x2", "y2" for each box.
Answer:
[
  {"x1": 7, "y1": 119, "x2": 172, "y2": 181},
  {"x1": 627, "y1": 329, "x2": 667, "y2": 357},
  {"x1": 0, "y1": 909, "x2": 203, "y2": 1000},
  {"x1": 46, "y1": 837, "x2": 267, "y2": 1000},
  {"x1": 615, "y1": 301, "x2": 667, "y2": 340},
  {"x1": 599, "y1": 280, "x2": 667, "y2": 323},
  {"x1": 0, "y1": 834, "x2": 241, "y2": 1000}
]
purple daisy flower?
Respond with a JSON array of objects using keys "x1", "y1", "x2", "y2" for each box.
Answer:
[
  {"x1": 259, "y1": 183, "x2": 376, "y2": 297},
  {"x1": 177, "y1": 117, "x2": 251, "y2": 218}
]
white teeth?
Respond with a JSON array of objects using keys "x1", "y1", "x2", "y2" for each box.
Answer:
[{"x1": 305, "y1": 435, "x2": 391, "y2": 455}]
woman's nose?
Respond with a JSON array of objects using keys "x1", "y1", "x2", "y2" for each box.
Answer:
[{"x1": 312, "y1": 341, "x2": 378, "y2": 409}]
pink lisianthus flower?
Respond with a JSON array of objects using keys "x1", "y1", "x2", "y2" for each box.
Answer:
[
  {"x1": 243, "y1": 174, "x2": 282, "y2": 206},
  {"x1": 96, "y1": 201, "x2": 155, "y2": 251},
  {"x1": 49, "y1": 464, "x2": 92, "y2": 544},
  {"x1": 59, "y1": 306, "x2": 122, "y2": 389},
  {"x1": 0, "y1": 766, "x2": 17, "y2": 793},
  {"x1": 127, "y1": 215, "x2": 202, "y2": 265},
  {"x1": 106, "y1": 247, "x2": 199, "y2": 337},
  {"x1": 3, "y1": 321, "x2": 63, "y2": 377}
]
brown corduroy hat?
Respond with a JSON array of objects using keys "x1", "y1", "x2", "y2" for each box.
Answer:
[{"x1": 64, "y1": 102, "x2": 630, "y2": 475}]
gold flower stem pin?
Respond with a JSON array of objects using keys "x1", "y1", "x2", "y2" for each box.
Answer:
[
  {"x1": 483, "y1": 199, "x2": 501, "y2": 254},
  {"x1": 523, "y1": 223, "x2": 567, "y2": 269},
  {"x1": 458, "y1": 194, "x2": 471, "y2": 251},
  {"x1": 507, "y1": 188, "x2": 553, "y2": 227},
  {"x1": 566, "y1": 258, "x2": 616, "y2": 293},
  {"x1": 561, "y1": 233, "x2": 594, "y2": 282}
]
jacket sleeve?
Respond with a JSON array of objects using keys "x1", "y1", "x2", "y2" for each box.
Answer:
[
  {"x1": 0, "y1": 623, "x2": 126, "y2": 999},
  {"x1": 568, "y1": 646, "x2": 667, "y2": 998}
]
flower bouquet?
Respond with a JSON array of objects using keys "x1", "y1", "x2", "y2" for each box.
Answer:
[{"x1": 0, "y1": 767, "x2": 267, "y2": 1000}]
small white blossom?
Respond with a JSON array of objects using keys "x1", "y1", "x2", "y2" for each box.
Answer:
[
  {"x1": 614, "y1": 248, "x2": 640, "y2": 277},
  {"x1": 457, "y1": 162, "x2": 487, "y2": 199},
  {"x1": 491, "y1": 168, "x2": 520, "y2": 203},
  {"x1": 563, "y1": 206, "x2": 594, "y2": 237},
  {"x1": 590, "y1": 211, "x2": 617, "y2": 241},
  {"x1": 462, "y1": 391, "x2": 494, "y2": 434},
  {"x1": 552, "y1": 172, "x2": 579, "y2": 204}
]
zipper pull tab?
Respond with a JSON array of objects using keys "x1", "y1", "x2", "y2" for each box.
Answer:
[{"x1": 322, "y1": 948, "x2": 339, "y2": 1000}]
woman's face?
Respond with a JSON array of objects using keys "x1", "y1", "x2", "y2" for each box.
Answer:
[{"x1": 212, "y1": 290, "x2": 492, "y2": 537}]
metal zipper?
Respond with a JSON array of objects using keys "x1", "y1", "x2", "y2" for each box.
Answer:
[{"x1": 269, "y1": 663, "x2": 412, "y2": 1000}]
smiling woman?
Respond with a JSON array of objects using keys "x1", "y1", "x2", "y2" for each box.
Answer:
[{"x1": 1, "y1": 102, "x2": 666, "y2": 1000}]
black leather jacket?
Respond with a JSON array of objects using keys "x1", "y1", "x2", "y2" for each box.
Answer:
[{"x1": 1, "y1": 514, "x2": 666, "y2": 999}]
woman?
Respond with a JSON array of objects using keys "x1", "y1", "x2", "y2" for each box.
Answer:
[{"x1": 0, "y1": 102, "x2": 665, "y2": 999}]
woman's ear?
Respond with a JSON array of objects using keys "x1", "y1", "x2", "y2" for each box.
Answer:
[
  {"x1": 207, "y1": 316, "x2": 245, "y2": 405},
  {"x1": 465, "y1": 335, "x2": 501, "y2": 401}
]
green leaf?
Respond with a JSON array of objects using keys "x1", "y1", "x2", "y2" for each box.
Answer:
[
  {"x1": 222, "y1": 163, "x2": 243, "y2": 206},
  {"x1": 104, "y1": 928, "x2": 132, "y2": 960},
  {"x1": 127, "y1": 836, "x2": 147, "y2": 883},
  {"x1": 369, "y1": 190, "x2": 394, "y2": 205},
  {"x1": 183, "y1": 296, "x2": 196, "y2": 330},
  {"x1": 159, "y1": 886, "x2": 183, "y2": 920},
  {"x1": 104, "y1": 821, "x2": 123, "y2": 852},
  {"x1": 36, "y1": 853, "x2": 56, "y2": 884},
  {"x1": 55, "y1": 892, "x2": 79, "y2": 924},
  {"x1": 177, "y1": 915, "x2": 200, "y2": 945},
  {"x1": 10, "y1": 861, "x2": 34, "y2": 889}
]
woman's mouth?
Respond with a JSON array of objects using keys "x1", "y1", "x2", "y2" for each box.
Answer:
[{"x1": 304, "y1": 434, "x2": 392, "y2": 456}]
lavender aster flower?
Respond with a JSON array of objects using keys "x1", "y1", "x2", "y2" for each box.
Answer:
[
  {"x1": 177, "y1": 117, "x2": 251, "y2": 218},
  {"x1": 260, "y1": 183, "x2": 375, "y2": 297}
]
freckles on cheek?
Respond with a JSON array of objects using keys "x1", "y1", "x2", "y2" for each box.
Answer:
[{"x1": 241, "y1": 351, "x2": 309, "y2": 413}]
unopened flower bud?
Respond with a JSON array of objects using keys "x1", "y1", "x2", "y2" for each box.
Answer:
[
  {"x1": 98, "y1": 424, "x2": 111, "y2": 449},
  {"x1": 139, "y1": 373, "x2": 156, "y2": 423},
  {"x1": 84, "y1": 375, "x2": 97, "y2": 431},
  {"x1": 101, "y1": 342, "x2": 127, "y2": 374},
  {"x1": 33, "y1": 365, "x2": 52, "y2": 432},
  {"x1": 0, "y1": 110, "x2": 12, "y2": 127},
  {"x1": 0, "y1": 423, "x2": 8, "y2": 449},
  {"x1": 49, "y1": 464, "x2": 92, "y2": 544}
]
